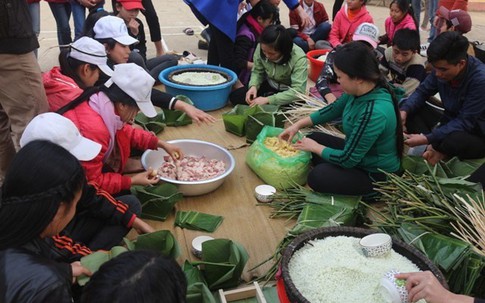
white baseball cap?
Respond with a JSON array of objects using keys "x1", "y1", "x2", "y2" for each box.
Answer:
[
  {"x1": 20, "y1": 113, "x2": 102, "y2": 161},
  {"x1": 93, "y1": 16, "x2": 139, "y2": 46},
  {"x1": 353, "y1": 23, "x2": 379, "y2": 49},
  {"x1": 69, "y1": 36, "x2": 113, "y2": 76},
  {"x1": 104, "y1": 63, "x2": 157, "y2": 118}
]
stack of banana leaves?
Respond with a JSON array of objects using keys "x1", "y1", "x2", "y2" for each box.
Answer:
[
  {"x1": 366, "y1": 156, "x2": 485, "y2": 296},
  {"x1": 252, "y1": 182, "x2": 364, "y2": 283}
]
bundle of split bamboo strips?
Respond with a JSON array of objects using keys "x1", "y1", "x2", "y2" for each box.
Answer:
[{"x1": 286, "y1": 89, "x2": 345, "y2": 139}]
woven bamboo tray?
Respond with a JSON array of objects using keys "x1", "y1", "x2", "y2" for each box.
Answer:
[{"x1": 280, "y1": 226, "x2": 448, "y2": 303}]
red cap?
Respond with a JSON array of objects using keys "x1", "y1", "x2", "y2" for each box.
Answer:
[
  {"x1": 438, "y1": 6, "x2": 472, "y2": 33},
  {"x1": 117, "y1": 0, "x2": 144, "y2": 10}
]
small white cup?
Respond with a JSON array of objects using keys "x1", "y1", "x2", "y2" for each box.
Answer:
[
  {"x1": 359, "y1": 233, "x2": 392, "y2": 257},
  {"x1": 191, "y1": 236, "x2": 214, "y2": 259},
  {"x1": 380, "y1": 269, "x2": 409, "y2": 303},
  {"x1": 254, "y1": 185, "x2": 276, "y2": 203}
]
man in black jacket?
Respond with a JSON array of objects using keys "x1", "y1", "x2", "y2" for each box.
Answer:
[{"x1": 0, "y1": 0, "x2": 48, "y2": 184}]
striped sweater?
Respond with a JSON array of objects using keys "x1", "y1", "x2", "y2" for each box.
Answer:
[{"x1": 310, "y1": 87, "x2": 401, "y2": 173}]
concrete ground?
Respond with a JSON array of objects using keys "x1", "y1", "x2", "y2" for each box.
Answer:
[{"x1": 37, "y1": 0, "x2": 485, "y2": 72}]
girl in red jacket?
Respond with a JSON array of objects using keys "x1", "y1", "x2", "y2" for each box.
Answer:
[
  {"x1": 328, "y1": 0, "x2": 374, "y2": 47},
  {"x1": 378, "y1": 0, "x2": 418, "y2": 46}
]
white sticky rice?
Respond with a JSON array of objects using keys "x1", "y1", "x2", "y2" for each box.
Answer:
[
  {"x1": 172, "y1": 71, "x2": 227, "y2": 86},
  {"x1": 288, "y1": 236, "x2": 426, "y2": 303}
]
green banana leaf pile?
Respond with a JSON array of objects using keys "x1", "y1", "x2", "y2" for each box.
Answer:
[
  {"x1": 183, "y1": 239, "x2": 249, "y2": 303},
  {"x1": 175, "y1": 211, "x2": 224, "y2": 232},
  {"x1": 131, "y1": 183, "x2": 183, "y2": 221},
  {"x1": 367, "y1": 156, "x2": 485, "y2": 296}
]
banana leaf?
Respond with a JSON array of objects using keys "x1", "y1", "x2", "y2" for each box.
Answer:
[
  {"x1": 175, "y1": 211, "x2": 224, "y2": 232},
  {"x1": 191, "y1": 239, "x2": 249, "y2": 290},
  {"x1": 402, "y1": 155, "x2": 485, "y2": 178},
  {"x1": 134, "y1": 230, "x2": 180, "y2": 258},
  {"x1": 183, "y1": 261, "x2": 216, "y2": 303},
  {"x1": 290, "y1": 204, "x2": 358, "y2": 235},
  {"x1": 222, "y1": 104, "x2": 280, "y2": 137},
  {"x1": 397, "y1": 223, "x2": 470, "y2": 272},
  {"x1": 132, "y1": 183, "x2": 183, "y2": 221},
  {"x1": 447, "y1": 251, "x2": 485, "y2": 295},
  {"x1": 302, "y1": 192, "x2": 361, "y2": 209},
  {"x1": 78, "y1": 246, "x2": 128, "y2": 286},
  {"x1": 245, "y1": 112, "x2": 285, "y2": 144},
  {"x1": 135, "y1": 111, "x2": 166, "y2": 134}
]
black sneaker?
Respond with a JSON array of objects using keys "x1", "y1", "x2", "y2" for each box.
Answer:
[{"x1": 198, "y1": 40, "x2": 209, "y2": 50}]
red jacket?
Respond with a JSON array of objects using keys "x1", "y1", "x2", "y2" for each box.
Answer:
[
  {"x1": 43, "y1": 67, "x2": 159, "y2": 194},
  {"x1": 289, "y1": 0, "x2": 329, "y2": 41},
  {"x1": 328, "y1": 4, "x2": 374, "y2": 47},
  {"x1": 384, "y1": 13, "x2": 416, "y2": 44}
]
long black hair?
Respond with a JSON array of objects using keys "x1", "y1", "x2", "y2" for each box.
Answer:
[
  {"x1": 81, "y1": 250, "x2": 187, "y2": 303},
  {"x1": 389, "y1": 0, "x2": 419, "y2": 30},
  {"x1": 58, "y1": 47, "x2": 99, "y2": 89},
  {"x1": 0, "y1": 141, "x2": 85, "y2": 249},
  {"x1": 333, "y1": 42, "x2": 404, "y2": 158},
  {"x1": 259, "y1": 24, "x2": 293, "y2": 64}
]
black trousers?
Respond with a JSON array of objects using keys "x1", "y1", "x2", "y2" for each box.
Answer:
[
  {"x1": 229, "y1": 80, "x2": 280, "y2": 105},
  {"x1": 407, "y1": 105, "x2": 485, "y2": 159},
  {"x1": 306, "y1": 132, "x2": 388, "y2": 196},
  {"x1": 207, "y1": 24, "x2": 237, "y2": 72},
  {"x1": 65, "y1": 194, "x2": 141, "y2": 251}
]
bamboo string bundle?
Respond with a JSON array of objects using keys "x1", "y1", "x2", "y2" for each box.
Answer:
[{"x1": 286, "y1": 88, "x2": 345, "y2": 139}]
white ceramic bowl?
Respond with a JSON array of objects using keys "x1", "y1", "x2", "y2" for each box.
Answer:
[
  {"x1": 191, "y1": 235, "x2": 214, "y2": 259},
  {"x1": 254, "y1": 184, "x2": 276, "y2": 203},
  {"x1": 380, "y1": 269, "x2": 409, "y2": 303},
  {"x1": 359, "y1": 233, "x2": 392, "y2": 258},
  {"x1": 141, "y1": 139, "x2": 235, "y2": 196}
]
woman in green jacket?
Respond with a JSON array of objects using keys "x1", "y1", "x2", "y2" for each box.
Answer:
[
  {"x1": 229, "y1": 24, "x2": 308, "y2": 106},
  {"x1": 280, "y1": 42, "x2": 403, "y2": 196}
]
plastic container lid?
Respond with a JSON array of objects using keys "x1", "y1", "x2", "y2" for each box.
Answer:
[{"x1": 191, "y1": 235, "x2": 214, "y2": 257}]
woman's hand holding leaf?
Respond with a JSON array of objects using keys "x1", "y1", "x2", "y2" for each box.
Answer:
[{"x1": 71, "y1": 261, "x2": 92, "y2": 284}]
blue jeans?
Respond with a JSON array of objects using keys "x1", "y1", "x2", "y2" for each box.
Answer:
[
  {"x1": 427, "y1": 0, "x2": 438, "y2": 42},
  {"x1": 293, "y1": 22, "x2": 332, "y2": 53},
  {"x1": 28, "y1": 2, "x2": 40, "y2": 57},
  {"x1": 70, "y1": 0, "x2": 86, "y2": 40},
  {"x1": 48, "y1": 2, "x2": 72, "y2": 46}
]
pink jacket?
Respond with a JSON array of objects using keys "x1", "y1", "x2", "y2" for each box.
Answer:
[
  {"x1": 384, "y1": 14, "x2": 416, "y2": 44},
  {"x1": 328, "y1": 4, "x2": 374, "y2": 47},
  {"x1": 43, "y1": 67, "x2": 159, "y2": 194}
]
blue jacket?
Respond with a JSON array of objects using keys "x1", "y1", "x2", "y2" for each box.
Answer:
[
  {"x1": 184, "y1": 0, "x2": 299, "y2": 41},
  {"x1": 401, "y1": 56, "x2": 485, "y2": 145}
]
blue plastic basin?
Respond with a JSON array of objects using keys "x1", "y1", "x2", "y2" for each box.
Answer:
[{"x1": 159, "y1": 64, "x2": 237, "y2": 111}]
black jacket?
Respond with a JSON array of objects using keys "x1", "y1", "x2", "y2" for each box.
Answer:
[
  {"x1": 0, "y1": 239, "x2": 73, "y2": 303},
  {"x1": 0, "y1": 0, "x2": 39, "y2": 54}
]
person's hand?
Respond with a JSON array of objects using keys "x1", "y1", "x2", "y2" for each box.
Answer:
[
  {"x1": 278, "y1": 124, "x2": 300, "y2": 143},
  {"x1": 160, "y1": 142, "x2": 184, "y2": 161},
  {"x1": 132, "y1": 217, "x2": 155, "y2": 234},
  {"x1": 400, "y1": 110, "x2": 408, "y2": 131},
  {"x1": 395, "y1": 271, "x2": 474, "y2": 303},
  {"x1": 248, "y1": 96, "x2": 269, "y2": 107},
  {"x1": 246, "y1": 86, "x2": 258, "y2": 104},
  {"x1": 295, "y1": 5, "x2": 314, "y2": 28},
  {"x1": 404, "y1": 133, "x2": 428, "y2": 147},
  {"x1": 174, "y1": 101, "x2": 216, "y2": 124},
  {"x1": 78, "y1": 0, "x2": 96, "y2": 8},
  {"x1": 423, "y1": 145, "x2": 446, "y2": 165},
  {"x1": 307, "y1": 37, "x2": 316, "y2": 50},
  {"x1": 127, "y1": 18, "x2": 139, "y2": 36},
  {"x1": 131, "y1": 170, "x2": 160, "y2": 187},
  {"x1": 292, "y1": 137, "x2": 324, "y2": 154},
  {"x1": 71, "y1": 261, "x2": 92, "y2": 284}
]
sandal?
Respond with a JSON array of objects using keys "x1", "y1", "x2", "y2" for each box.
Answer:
[{"x1": 183, "y1": 27, "x2": 194, "y2": 36}]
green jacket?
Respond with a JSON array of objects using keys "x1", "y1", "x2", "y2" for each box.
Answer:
[
  {"x1": 248, "y1": 44, "x2": 307, "y2": 106},
  {"x1": 309, "y1": 87, "x2": 401, "y2": 173}
]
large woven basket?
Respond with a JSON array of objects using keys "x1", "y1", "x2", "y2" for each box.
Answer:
[{"x1": 280, "y1": 226, "x2": 448, "y2": 303}]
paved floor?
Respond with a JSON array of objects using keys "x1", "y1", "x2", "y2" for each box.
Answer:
[{"x1": 37, "y1": 0, "x2": 485, "y2": 72}]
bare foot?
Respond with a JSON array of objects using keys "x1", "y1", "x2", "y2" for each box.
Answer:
[{"x1": 422, "y1": 146, "x2": 446, "y2": 165}]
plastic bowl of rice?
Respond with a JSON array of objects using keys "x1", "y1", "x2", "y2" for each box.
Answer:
[
  {"x1": 159, "y1": 64, "x2": 238, "y2": 111},
  {"x1": 141, "y1": 139, "x2": 236, "y2": 196}
]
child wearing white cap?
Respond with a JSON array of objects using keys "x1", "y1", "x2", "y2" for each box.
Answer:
[
  {"x1": 88, "y1": 13, "x2": 215, "y2": 124},
  {"x1": 55, "y1": 63, "x2": 184, "y2": 196},
  {"x1": 43, "y1": 36, "x2": 113, "y2": 112},
  {"x1": 20, "y1": 112, "x2": 154, "y2": 253}
]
